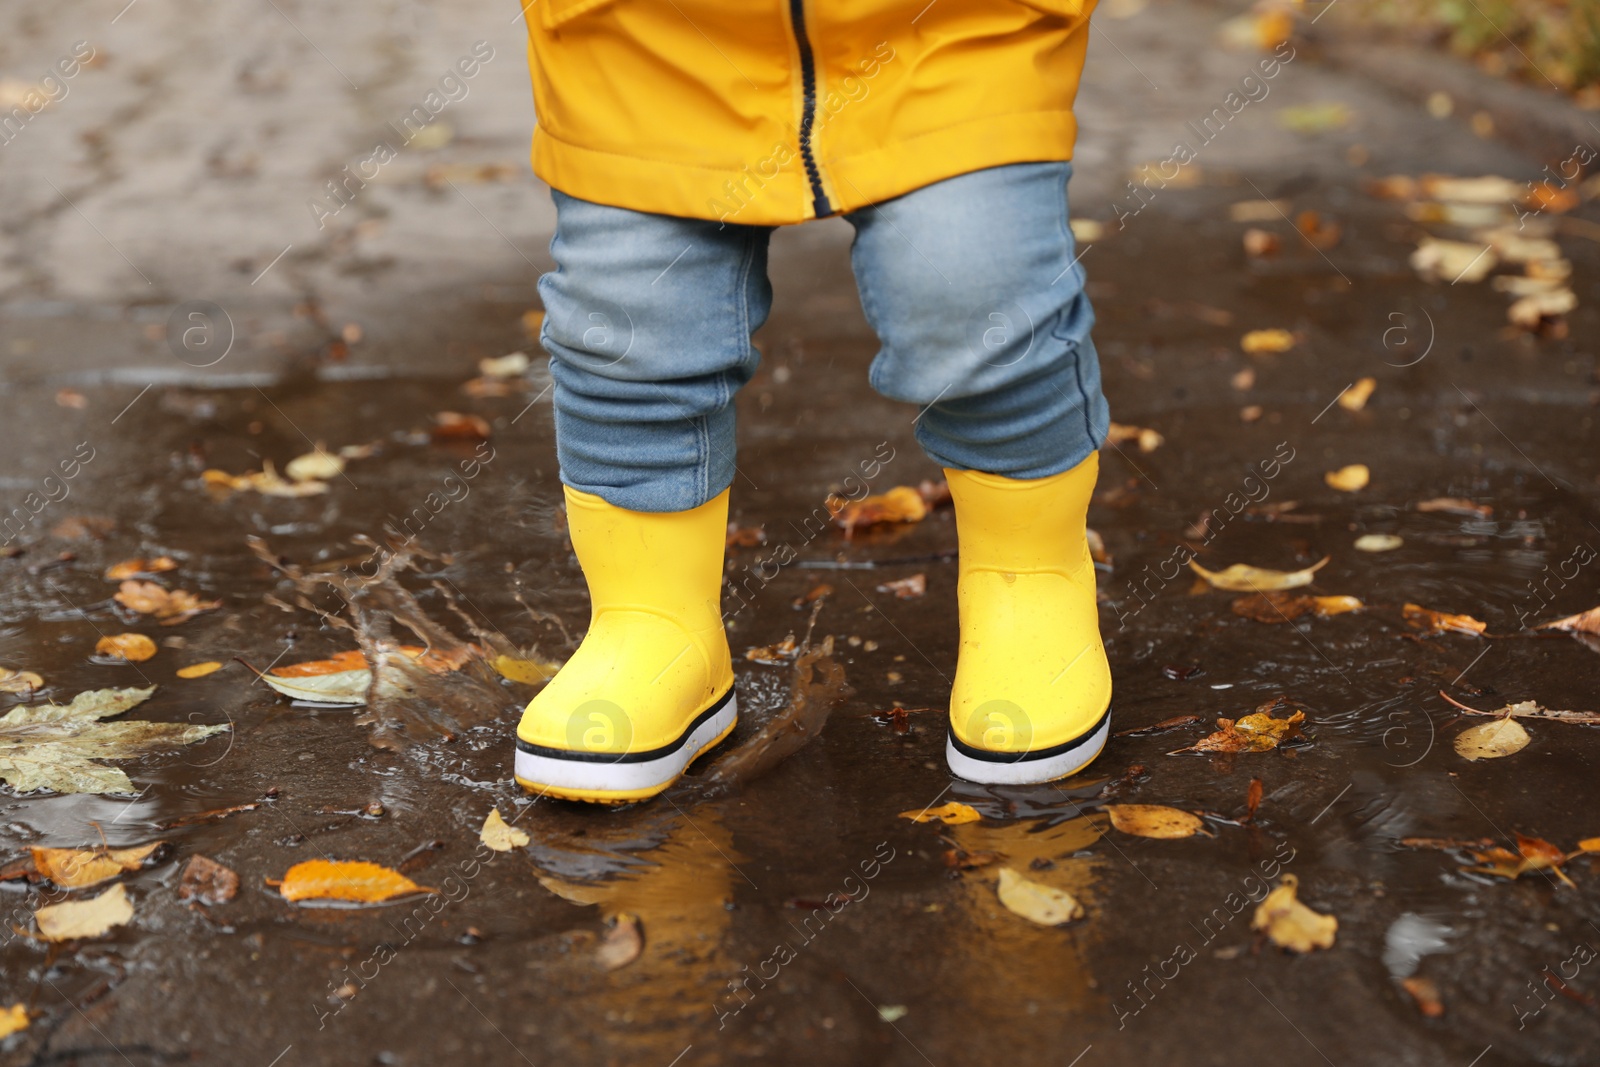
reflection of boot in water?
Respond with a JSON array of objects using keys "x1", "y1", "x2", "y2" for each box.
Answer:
[
  {"x1": 938, "y1": 814, "x2": 1103, "y2": 1042},
  {"x1": 531, "y1": 809, "x2": 742, "y2": 1064}
]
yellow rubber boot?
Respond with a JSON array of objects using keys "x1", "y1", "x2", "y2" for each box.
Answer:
[
  {"x1": 945, "y1": 453, "x2": 1112, "y2": 784},
  {"x1": 515, "y1": 486, "x2": 737, "y2": 803}
]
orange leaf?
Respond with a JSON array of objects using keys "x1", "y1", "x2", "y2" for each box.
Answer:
[
  {"x1": 830, "y1": 486, "x2": 928, "y2": 534},
  {"x1": 1403, "y1": 603, "x2": 1487, "y2": 637},
  {"x1": 268, "y1": 860, "x2": 433, "y2": 903},
  {"x1": 104, "y1": 556, "x2": 178, "y2": 581},
  {"x1": 269, "y1": 645, "x2": 470, "y2": 677},
  {"x1": 113, "y1": 581, "x2": 220, "y2": 625},
  {"x1": 95, "y1": 633, "x2": 157, "y2": 663}
]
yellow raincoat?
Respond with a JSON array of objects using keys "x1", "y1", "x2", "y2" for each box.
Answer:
[{"x1": 523, "y1": 0, "x2": 1097, "y2": 225}]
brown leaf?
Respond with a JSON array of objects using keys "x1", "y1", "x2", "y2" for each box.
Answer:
[
  {"x1": 596, "y1": 913, "x2": 643, "y2": 970},
  {"x1": 178, "y1": 854, "x2": 239, "y2": 905},
  {"x1": 1401, "y1": 976, "x2": 1445, "y2": 1017},
  {"x1": 725, "y1": 524, "x2": 767, "y2": 548},
  {"x1": 1404, "y1": 603, "x2": 1487, "y2": 637},
  {"x1": 1230, "y1": 591, "x2": 1363, "y2": 622},
  {"x1": 431, "y1": 411, "x2": 491, "y2": 442},
  {"x1": 1538, "y1": 606, "x2": 1600, "y2": 635},
  {"x1": 1437, "y1": 691, "x2": 1600, "y2": 726},
  {"x1": 830, "y1": 486, "x2": 928, "y2": 534},
  {"x1": 1115, "y1": 715, "x2": 1201, "y2": 737},
  {"x1": 745, "y1": 634, "x2": 799, "y2": 666},
  {"x1": 94, "y1": 633, "x2": 157, "y2": 662},
  {"x1": 1171, "y1": 703, "x2": 1305, "y2": 754},
  {"x1": 103, "y1": 556, "x2": 178, "y2": 581},
  {"x1": 1415, "y1": 497, "x2": 1492, "y2": 518},
  {"x1": 268, "y1": 859, "x2": 433, "y2": 903},
  {"x1": 113, "y1": 581, "x2": 220, "y2": 625},
  {"x1": 1244, "y1": 778, "x2": 1263, "y2": 822}
]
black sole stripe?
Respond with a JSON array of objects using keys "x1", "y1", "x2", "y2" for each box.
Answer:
[
  {"x1": 948, "y1": 704, "x2": 1113, "y2": 765},
  {"x1": 515, "y1": 687, "x2": 736, "y2": 765}
]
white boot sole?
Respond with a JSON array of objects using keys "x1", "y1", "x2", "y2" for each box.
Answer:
[
  {"x1": 945, "y1": 708, "x2": 1111, "y2": 786},
  {"x1": 515, "y1": 689, "x2": 737, "y2": 798}
]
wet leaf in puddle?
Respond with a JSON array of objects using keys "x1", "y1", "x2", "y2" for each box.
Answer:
[
  {"x1": 269, "y1": 859, "x2": 434, "y2": 903},
  {"x1": 103, "y1": 556, "x2": 178, "y2": 580},
  {"x1": 1576, "y1": 838, "x2": 1600, "y2": 853},
  {"x1": 113, "y1": 581, "x2": 221, "y2": 625},
  {"x1": 0, "y1": 667, "x2": 44, "y2": 694},
  {"x1": 830, "y1": 486, "x2": 928, "y2": 535},
  {"x1": 1115, "y1": 715, "x2": 1201, "y2": 737},
  {"x1": 1324, "y1": 464, "x2": 1370, "y2": 492},
  {"x1": 900, "y1": 801, "x2": 982, "y2": 825},
  {"x1": 1453, "y1": 717, "x2": 1529, "y2": 761},
  {"x1": 1188, "y1": 556, "x2": 1328, "y2": 592},
  {"x1": 1416, "y1": 497, "x2": 1493, "y2": 518},
  {"x1": 284, "y1": 446, "x2": 345, "y2": 483},
  {"x1": 1170, "y1": 702, "x2": 1305, "y2": 755},
  {"x1": 1354, "y1": 533, "x2": 1402, "y2": 552},
  {"x1": 0, "y1": 686, "x2": 227, "y2": 795},
  {"x1": 1538, "y1": 606, "x2": 1600, "y2": 635},
  {"x1": 0, "y1": 1004, "x2": 27, "y2": 1039},
  {"x1": 34, "y1": 883, "x2": 134, "y2": 941},
  {"x1": 1463, "y1": 834, "x2": 1577, "y2": 886},
  {"x1": 202, "y1": 461, "x2": 329, "y2": 497},
  {"x1": 1105, "y1": 804, "x2": 1205, "y2": 839},
  {"x1": 1252, "y1": 874, "x2": 1336, "y2": 952},
  {"x1": 176, "y1": 661, "x2": 223, "y2": 679},
  {"x1": 260, "y1": 645, "x2": 475, "y2": 705},
  {"x1": 996, "y1": 867, "x2": 1083, "y2": 926},
  {"x1": 1230, "y1": 591, "x2": 1362, "y2": 622},
  {"x1": 30, "y1": 842, "x2": 163, "y2": 889},
  {"x1": 1438, "y1": 690, "x2": 1600, "y2": 726},
  {"x1": 94, "y1": 633, "x2": 157, "y2": 662},
  {"x1": 490, "y1": 654, "x2": 562, "y2": 686},
  {"x1": 1404, "y1": 603, "x2": 1487, "y2": 636},
  {"x1": 876, "y1": 573, "x2": 926, "y2": 600},
  {"x1": 431, "y1": 411, "x2": 491, "y2": 442},
  {"x1": 178, "y1": 854, "x2": 239, "y2": 905},
  {"x1": 1105, "y1": 422, "x2": 1164, "y2": 453},
  {"x1": 1410, "y1": 237, "x2": 1496, "y2": 283},
  {"x1": 725, "y1": 523, "x2": 767, "y2": 548},
  {"x1": 1240, "y1": 328, "x2": 1295, "y2": 355},
  {"x1": 1400, "y1": 976, "x2": 1444, "y2": 1017},
  {"x1": 479, "y1": 808, "x2": 529, "y2": 853},
  {"x1": 745, "y1": 634, "x2": 799, "y2": 666},
  {"x1": 1337, "y1": 377, "x2": 1376, "y2": 411},
  {"x1": 478, "y1": 351, "x2": 530, "y2": 379},
  {"x1": 596, "y1": 913, "x2": 643, "y2": 971}
]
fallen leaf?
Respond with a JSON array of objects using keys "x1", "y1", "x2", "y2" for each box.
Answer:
[
  {"x1": 0, "y1": 1004, "x2": 27, "y2": 1039},
  {"x1": 876, "y1": 574, "x2": 926, "y2": 600},
  {"x1": 1188, "y1": 556, "x2": 1329, "y2": 592},
  {"x1": 1509, "y1": 288, "x2": 1577, "y2": 329},
  {"x1": 1230, "y1": 591, "x2": 1363, "y2": 622},
  {"x1": 522, "y1": 309, "x2": 545, "y2": 338},
  {"x1": 725, "y1": 524, "x2": 767, "y2": 548},
  {"x1": 1240, "y1": 328, "x2": 1295, "y2": 354},
  {"x1": 480, "y1": 808, "x2": 529, "y2": 852},
  {"x1": 1338, "y1": 377, "x2": 1376, "y2": 411},
  {"x1": 1324, "y1": 464, "x2": 1370, "y2": 492},
  {"x1": 1106, "y1": 422, "x2": 1165, "y2": 453},
  {"x1": 176, "y1": 661, "x2": 223, "y2": 679},
  {"x1": 0, "y1": 667, "x2": 44, "y2": 694},
  {"x1": 1416, "y1": 497, "x2": 1492, "y2": 518},
  {"x1": 0, "y1": 687, "x2": 227, "y2": 795},
  {"x1": 490, "y1": 654, "x2": 562, "y2": 685},
  {"x1": 1419, "y1": 175, "x2": 1524, "y2": 204},
  {"x1": 1401, "y1": 976, "x2": 1444, "y2": 1017},
  {"x1": 1069, "y1": 218, "x2": 1104, "y2": 242},
  {"x1": 1403, "y1": 603, "x2": 1487, "y2": 636},
  {"x1": 996, "y1": 867, "x2": 1083, "y2": 926},
  {"x1": 34, "y1": 883, "x2": 134, "y2": 941},
  {"x1": 103, "y1": 556, "x2": 178, "y2": 580},
  {"x1": 261, "y1": 645, "x2": 474, "y2": 705},
  {"x1": 269, "y1": 859, "x2": 433, "y2": 903},
  {"x1": 1410, "y1": 237, "x2": 1496, "y2": 283},
  {"x1": 1453, "y1": 717, "x2": 1529, "y2": 761},
  {"x1": 745, "y1": 634, "x2": 799, "y2": 666},
  {"x1": 284, "y1": 447, "x2": 345, "y2": 483},
  {"x1": 177, "y1": 854, "x2": 239, "y2": 905},
  {"x1": 1463, "y1": 833, "x2": 1577, "y2": 886},
  {"x1": 1437, "y1": 691, "x2": 1600, "y2": 726},
  {"x1": 1354, "y1": 533, "x2": 1403, "y2": 552},
  {"x1": 1171, "y1": 704, "x2": 1306, "y2": 755},
  {"x1": 30, "y1": 842, "x2": 162, "y2": 888},
  {"x1": 878, "y1": 1004, "x2": 910, "y2": 1023},
  {"x1": 1114, "y1": 715, "x2": 1201, "y2": 737},
  {"x1": 596, "y1": 913, "x2": 643, "y2": 970},
  {"x1": 1242, "y1": 227, "x2": 1280, "y2": 257},
  {"x1": 113, "y1": 581, "x2": 220, "y2": 625},
  {"x1": 479, "y1": 351, "x2": 531, "y2": 378},
  {"x1": 830, "y1": 486, "x2": 928, "y2": 534},
  {"x1": 1105, "y1": 804, "x2": 1205, "y2": 839},
  {"x1": 1576, "y1": 838, "x2": 1600, "y2": 853},
  {"x1": 94, "y1": 633, "x2": 157, "y2": 663},
  {"x1": 1524, "y1": 181, "x2": 1579, "y2": 215},
  {"x1": 202, "y1": 461, "x2": 329, "y2": 497},
  {"x1": 1244, "y1": 778, "x2": 1263, "y2": 822},
  {"x1": 1252, "y1": 874, "x2": 1336, "y2": 952},
  {"x1": 1539, "y1": 606, "x2": 1600, "y2": 635},
  {"x1": 432, "y1": 412, "x2": 491, "y2": 442},
  {"x1": 1294, "y1": 209, "x2": 1342, "y2": 249},
  {"x1": 900, "y1": 801, "x2": 982, "y2": 826}
]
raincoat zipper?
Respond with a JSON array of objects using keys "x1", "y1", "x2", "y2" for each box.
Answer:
[{"x1": 786, "y1": 0, "x2": 833, "y2": 217}]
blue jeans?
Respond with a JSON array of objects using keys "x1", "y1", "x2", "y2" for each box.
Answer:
[{"x1": 538, "y1": 162, "x2": 1110, "y2": 512}]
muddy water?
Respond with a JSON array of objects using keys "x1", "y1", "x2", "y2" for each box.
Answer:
[{"x1": 2, "y1": 178, "x2": 1599, "y2": 1067}]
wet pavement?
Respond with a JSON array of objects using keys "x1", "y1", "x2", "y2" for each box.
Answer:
[{"x1": 3, "y1": 1, "x2": 1600, "y2": 1065}]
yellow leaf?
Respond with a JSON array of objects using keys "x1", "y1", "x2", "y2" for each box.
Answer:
[
  {"x1": 491, "y1": 654, "x2": 562, "y2": 685},
  {"x1": 284, "y1": 447, "x2": 345, "y2": 483},
  {"x1": 1324, "y1": 464, "x2": 1370, "y2": 492},
  {"x1": 1354, "y1": 533, "x2": 1402, "y2": 552},
  {"x1": 94, "y1": 633, "x2": 157, "y2": 663},
  {"x1": 1338, "y1": 377, "x2": 1376, "y2": 411},
  {"x1": 30, "y1": 842, "x2": 162, "y2": 889},
  {"x1": 596, "y1": 912, "x2": 643, "y2": 971},
  {"x1": 1188, "y1": 556, "x2": 1328, "y2": 591},
  {"x1": 996, "y1": 867, "x2": 1084, "y2": 926},
  {"x1": 1105, "y1": 422, "x2": 1165, "y2": 453},
  {"x1": 1252, "y1": 874, "x2": 1336, "y2": 952},
  {"x1": 1576, "y1": 838, "x2": 1600, "y2": 853},
  {"x1": 34, "y1": 883, "x2": 134, "y2": 941},
  {"x1": 479, "y1": 808, "x2": 529, "y2": 853},
  {"x1": 0, "y1": 1003, "x2": 27, "y2": 1039},
  {"x1": 177, "y1": 661, "x2": 224, "y2": 679},
  {"x1": 1240, "y1": 328, "x2": 1295, "y2": 354},
  {"x1": 1106, "y1": 804, "x2": 1204, "y2": 839},
  {"x1": 269, "y1": 860, "x2": 433, "y2": 903},
  {"x1": 1453, "y1": 717, "x2": 1529, "y2": 761},
  {"x1": 1311, "y1": 595, "x2": 1365, "y2": 616},
  {"x1": 900, "y1": 801, "x2": 982, "y2": 825},
  {"x1": 0, "y1": 668, "x2": 43, "y2": 694}
]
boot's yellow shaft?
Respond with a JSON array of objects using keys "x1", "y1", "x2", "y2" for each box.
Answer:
[
  {"x1": 945, "y1": 453, "x2": 1112, "y2": 784},
  {"x1": 515, "y1": 486, "x2": 737, "y2": 802}
]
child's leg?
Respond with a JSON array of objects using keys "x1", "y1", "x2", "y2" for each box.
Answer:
[
  {"x1": 516, "y1": 191, "x2": 774, "y2": 802},
  {"x1": 847, "y1": 162, "x2": 1113, "y2": 784}
]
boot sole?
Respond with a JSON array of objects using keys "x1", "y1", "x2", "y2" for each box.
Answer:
[
  {"x1": 514, "y1": 688, "x2": 738, "y2": 804},
  {"x1": 945, "y1": 705, "x2": 1111, "y2": 786}
]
